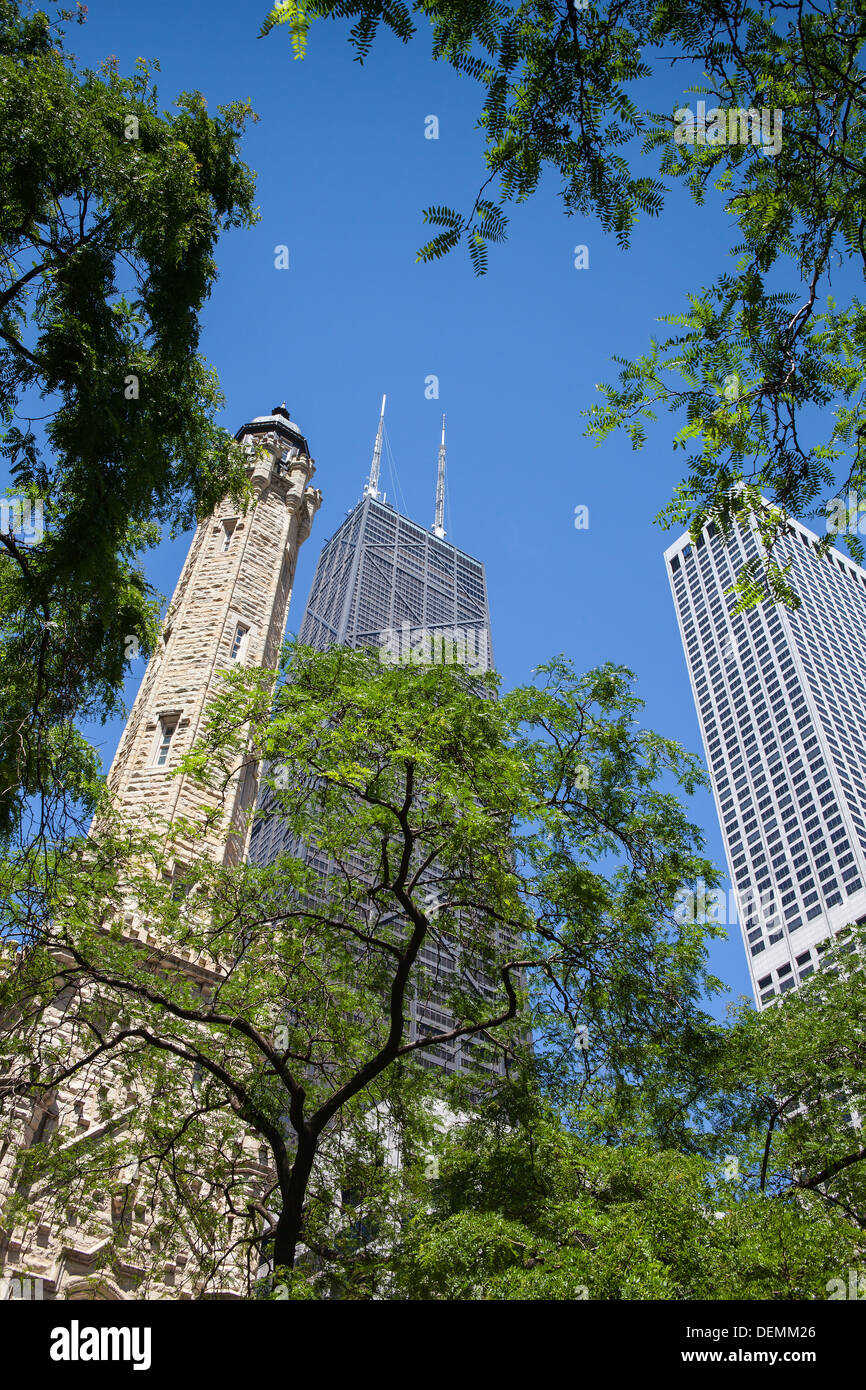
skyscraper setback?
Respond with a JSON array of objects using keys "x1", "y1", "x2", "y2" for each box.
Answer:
[{"x1": 666, "y1": 508, "x2": 866, "y2": 1009}]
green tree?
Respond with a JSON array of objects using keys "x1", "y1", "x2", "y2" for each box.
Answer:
[
  {"x1": 261, "y1": 0, "x2": 866, "y2": 602},
  {"x1": 389, "y1": 926, "x2": 866, "y2": 1301},
  {"x1": 0, "y1": 0, "x2": 257, "y2": 840},
  {"x1": 0, "y1": 644, "x2": 720, "y2": 1292},
  {"x1": 725, "y1": 926, "x2": 866, "y2": 1229},
  {"x1": 390, "y1": 1084, "x2": 863, "y2": 1300}
]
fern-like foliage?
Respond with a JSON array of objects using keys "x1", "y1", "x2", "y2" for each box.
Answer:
[{"x1": 258, "y1": 0, "x2": 866, "y2": 603}]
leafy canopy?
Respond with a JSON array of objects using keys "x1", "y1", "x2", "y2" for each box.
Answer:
[
  {"x1": 0, "y1": 0, "x2": 258, "y2": 840},
  {"x1": 261, "y1": 0, "x2": 866, "y2": 605},
  {"x1": 1, "y1": 643, "x2": 722, "y2": 1289}
]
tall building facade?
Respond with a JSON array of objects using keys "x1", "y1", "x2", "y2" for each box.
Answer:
[
  {"x1": 0, "y1": 406, "x2": 321, "y2": 1300},
  {"x1": 295, "y1": 494, "x2": 493, "y2": 667},
  {"x1": 248, "y1": 419, "x2": 507, "y2": 1080},
  {"x1": 666, "y1": 509, "x2": 866, "y2": 1009},
  {"x1": 107, "y1": 405, "x2": 321, "y2": 867}
]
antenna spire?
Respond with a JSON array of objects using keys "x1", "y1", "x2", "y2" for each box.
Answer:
[
  {"x1": 364, "y1": 394, "x2": 386, "y2": 500},
  {"x1": 433, "y1": 413, "x2": 446, "y2": 538}
]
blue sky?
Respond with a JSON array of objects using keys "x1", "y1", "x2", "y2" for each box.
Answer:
[{"x1": 66, "y1": 0, "x2": 767, "y2": 1007}]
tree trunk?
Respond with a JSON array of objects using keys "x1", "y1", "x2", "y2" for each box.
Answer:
[{"x1": 271, "y1": 1135, "x2": 317, "y2": 1272}]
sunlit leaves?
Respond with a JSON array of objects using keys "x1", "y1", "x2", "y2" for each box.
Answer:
[{"x1": 0, "y1": 1, "x2": 258, "y2": 839}]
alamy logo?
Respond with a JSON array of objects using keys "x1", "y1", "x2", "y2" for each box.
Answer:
[
  {"x1": 673, "y1": 101, "x2": 783, "y2": 157},
  {"x1": 673, "y1": 877, "x2": 781, "y2": 929},
  {"x1": 0, "y1": 496, "x2": 44, "y2": 546},
  {"x1": 49, "y1": 1319, "x2": 152, "y2": 1370},
  {"x1": 826, "y1": 1268, "x2": 866, "y2": 1299},
  {"x1": 826, "y1": 491, "x2": 866, "y2": 536},
  {"x1": 378, "y1": 622, "x2": 489, "y2": 672},
  {"x1": 0, "y1": 1274, "x2": 43, "y2": 1299},
  {"x1": 424, "y1": 886, "x2": 444, "y2": 919}
]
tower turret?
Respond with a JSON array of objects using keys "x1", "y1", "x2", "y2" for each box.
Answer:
[{"x1": 106, "y1": 407, "x2": 322, "y2": 867}]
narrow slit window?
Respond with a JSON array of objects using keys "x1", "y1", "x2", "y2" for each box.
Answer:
[
  {"x1": 155, "y1": 719, "x2": 176, "y2": 767},
  {"x1": 168, "y1": 863, "x2": 189, "y2": 902},
  {"x1": 222, "y1": 520, "x2": 236, "y2": 552},
  {"x1": 230, "y1": 624, "x2": 248, "y2": 661}
]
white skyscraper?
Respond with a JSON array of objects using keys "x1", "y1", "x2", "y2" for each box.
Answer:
[{"x1": 666, "y1": 508, "x2": 866, "y2": 1008}]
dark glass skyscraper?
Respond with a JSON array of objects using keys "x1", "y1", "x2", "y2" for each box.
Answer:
[
  {"x1": 248, "y1": 448, "x2": 508, "y2": 1080},
  {"x1": 297, "y1": 492, "x2": 493, "y2": 668}
]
